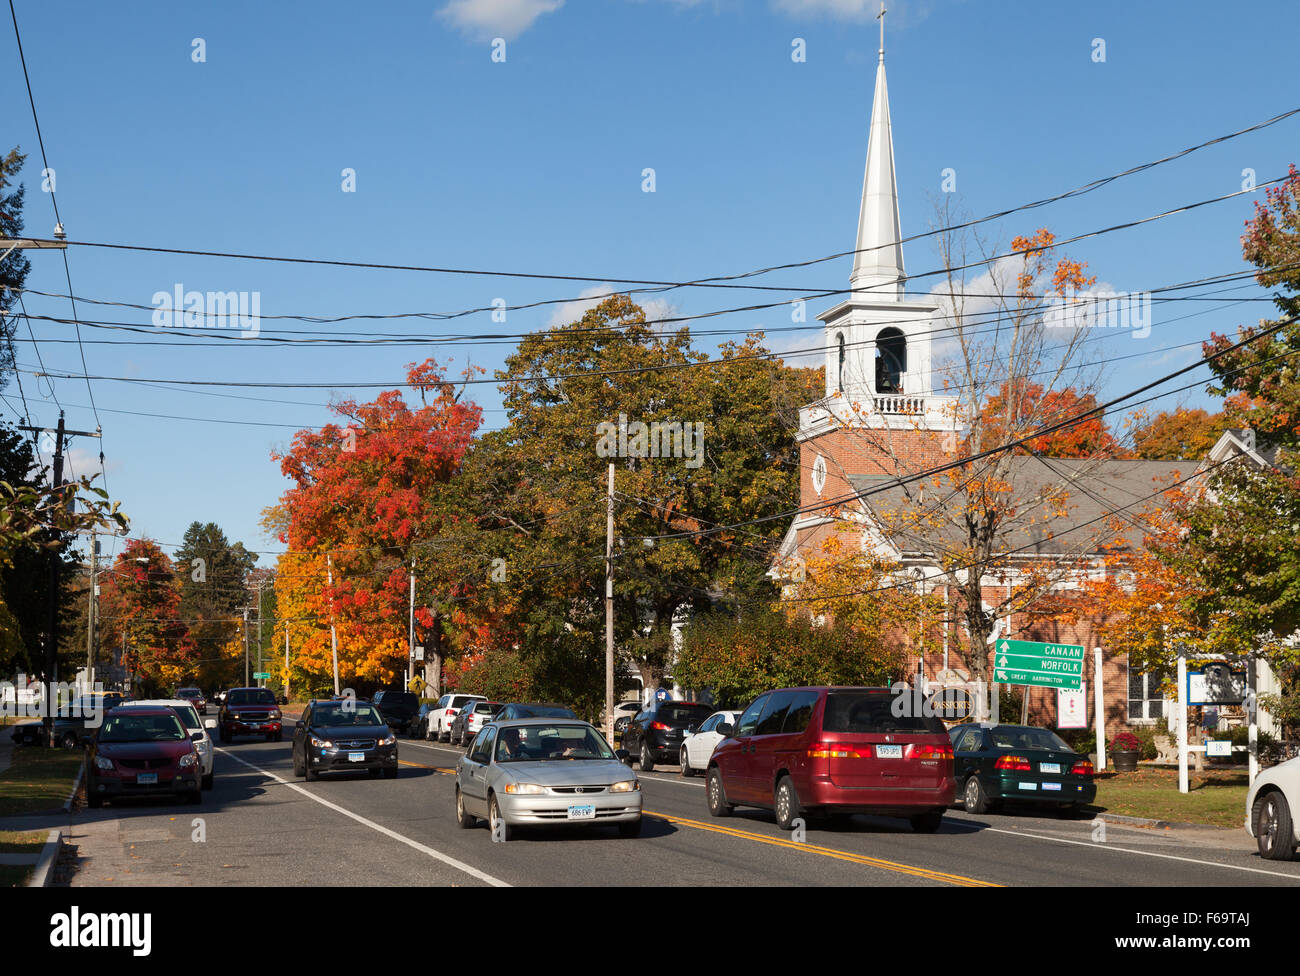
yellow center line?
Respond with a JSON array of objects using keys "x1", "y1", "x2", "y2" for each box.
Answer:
[
  {"x1": 646, "y1": 810, "x2": 1001, "y2": 887},
  {"x1": 399, "y1": 759, "x2": 454, "y2": 773}
]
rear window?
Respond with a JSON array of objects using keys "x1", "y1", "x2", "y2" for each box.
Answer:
[
  {"x1": 989, "y1": 727, "x2": 1073, "y2": 752},
  {"x1": 822, "y1": 691, "x2": 946, "y2": 735},
  {"x1": 450, "y1": 696, "x2": 482, "y2": 708},
  {"x1": 385, "y1": 694, "x2": 419, "y2": 709},
  {"x1": 659, "y1": 704, "x2": 713, "y2": 726}
]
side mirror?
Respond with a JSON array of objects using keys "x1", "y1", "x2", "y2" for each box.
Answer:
[
  {"x1": 203, "y1": 719, "x2": 217, "y2": 730},
  {"x1": 716, "y1": 723, "x2": 735, "y2": 738},
  {"x1": 686, "y1": 725, "x2": 697, "y2": 734},
  {"x1": 296, "y1": 720, "x2": 305, "y2": 729},
  {"x1": 614, "y1": 749, "x2": 629, "y2": 762},
  {"x1": 190, "y1": 731, "x2": 204, "y2": 741}
]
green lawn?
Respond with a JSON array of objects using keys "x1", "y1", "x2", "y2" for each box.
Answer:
[
  {"x1": 1091, "y1": 767, "x2": 1249, "y2": 828},
  {"x1": 0, "y1": 829, "x2": 46, "y2": 854},
  {"x1": 0, "y1": 746, "x2": 82, "y2": 817}
]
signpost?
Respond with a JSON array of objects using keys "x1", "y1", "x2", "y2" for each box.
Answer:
[{"x1": 992, "y1": 639, "x2": 1085, "y2": 690}]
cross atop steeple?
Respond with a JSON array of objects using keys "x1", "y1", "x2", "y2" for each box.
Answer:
[{"x1": 877, "y1": 3, "x2": 886, "y2": 62}]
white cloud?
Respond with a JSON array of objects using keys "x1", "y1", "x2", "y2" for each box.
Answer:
[
  {"x1": 771, "y1": 0, "x2": 932, "y2": 26},
  {"x1": 437, "y1": 0, "x2": 564, "y2": 41},
  {"x1": 545, "y1": 285, "x2": 681, "y2": 333}
]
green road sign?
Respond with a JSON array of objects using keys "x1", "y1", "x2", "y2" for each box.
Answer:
[
  {"x1": 253, "y1": 672, "x2": 272, "y2": 680},
  {"x1": 992, "y1": 639, "x2": 1084, "y2": 690}
]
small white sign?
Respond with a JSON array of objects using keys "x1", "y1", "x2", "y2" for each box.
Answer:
[
  {"x1": 413, "y1": 645, "x2": 425, "y2": 662},
  {"x1": 1205, "y1": 740, "x2": 1233, "y2": 758},
  {"x1": 1057, "y1": 683, "x2": 1087, "y2": 730}
]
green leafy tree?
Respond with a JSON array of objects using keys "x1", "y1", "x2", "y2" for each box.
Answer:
[{"x1": 0, "y1": 147, "x2": 33, "y2": 388}]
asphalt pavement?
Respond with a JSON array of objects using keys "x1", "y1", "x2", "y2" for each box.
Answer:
[{"x1": 47, "y1": 733, "x2": 1300, "y2": 887}]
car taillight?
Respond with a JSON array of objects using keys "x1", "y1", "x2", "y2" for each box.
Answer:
[
  {"x1": 807, "y1": 743, "x2": 869, "y2": 759},
  {"x1": 994, "y1": 754, "x2": 1032, "y2": 772},
  {"x1": 1071, "y1": 760, "x2": 1095, "y2": 776},
  {"x1": 913, "y1": 744, "x2": 953, "y2": 760},
  {"x1": 650, "y1": 721, "x2": 669, "y2": 731}
]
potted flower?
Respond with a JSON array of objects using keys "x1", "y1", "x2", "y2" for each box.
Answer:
[{"x1": 1109, "y1": 731, "x2": 1142, "y2": 772}]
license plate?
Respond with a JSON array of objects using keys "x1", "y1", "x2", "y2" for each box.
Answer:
[
  {"x1": 1040, "y1": 763, "x2": 1061, "y2": 774},
  {"x1": 1042, "y1": 782, "x2": 1062, "y2": 791},
  {"x1": 875, "y1": 744, "x2": 903, "y2": 759},
  {"x1": 567, "y1": 804, "x2": 596, "y2": 820},
  {"x1": 137, "y1": 773, "x2": 158, "y2": 785},
  {"x1": 1018, "y1": 781, "x2": 1038, "y2": 790},
  {"x1": 348, "y1": 752, "x2": 365, "y2": 762}
]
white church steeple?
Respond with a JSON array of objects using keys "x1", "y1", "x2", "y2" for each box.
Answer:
[{"x1": 850, "y1": 6, "x2": 905, "y2": 301}]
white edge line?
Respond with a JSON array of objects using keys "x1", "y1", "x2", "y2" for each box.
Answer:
[
  {"x1": 985, "y1": 825, "x2": 1300, "y2": 881},
  {"x1": 216, "y1": 747, "x2": 510, "y2": 888}
]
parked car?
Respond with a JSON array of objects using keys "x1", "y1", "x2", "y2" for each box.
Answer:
[
  {"x1": 429, "y1": 693, "x2": 489, "y2": 742},
  {"x1": 10, "y1": 693, "x2": 126, "y2": 748},
  {"x1": 132, "y1": 699, "x2": 218, "y2": 790},
  {"x1": 86, "y1": 705, "x2": 203, "y2": 808},
  {"x1": 454, "y1": 719, "x2": 641, "y2": 840},
  {"x1": 623, "y1": 700, "x2": 714, "y2": 772},
  {"x1": 1246, "y1": 753, "x2": 1300, "y2": 860},
  {"x1": 292, "y1": 699, "x2": 398, "y2": 781},
  {"x1": 218, "y1": 687, "x2": 283, "y2": 743},
  {"x1": 495, "y1": 702, "x2": 578, "y2": 722},
  {"x1": 679, "y1": 710, "x2": 742, "y2": 777},
  {"x1": 412, "y1": 703, "x2": 438, "y2": 739},
  {"x1": 950, "y1": 723, "x2": 1096, "y2": 816},
  {"x1": 176, "y1": 687, "x2": 207, "y2": 715},
  {"x1": 706, "y1": 686, "x2": 955, "y2": 833},
  {"x1": 372, "y1": 691, "x2": 421, "y2": 736},
  {"x1": 451, "y1": 701, "x2": 504, "y2": 746}
]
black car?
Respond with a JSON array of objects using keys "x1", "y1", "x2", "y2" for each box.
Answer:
[
  {"x1": 10, "y1": 693, "x2": 126, "y2": 748},
  {"x1": 411, "y1": 702, "x2": 437, "y2": 739},
  {"x1": 623, "y1": 700, "x2": 714, "y2": 772},
  {"x1": 292, "y1": 699, "x2": 399, "y2": 781},
  {"x1": 372, "y1": 691, "x2": 421, "y2": 735},
  {"x1": 495, "y1": 703, "x2": 577, "y2": 722}
]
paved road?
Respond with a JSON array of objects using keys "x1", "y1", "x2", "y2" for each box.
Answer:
[{"x1": 60, "y1": 734, "x2": 1300, "y2": 887}]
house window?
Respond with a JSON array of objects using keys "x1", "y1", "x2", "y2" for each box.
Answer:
[
  {"x1": 836, "y1": 333, "x2": 845, "y2": 390},
  {"x1": 1127, "y1": 667, "x2": 1164, "y2": 723},
  {"x1": 875, "y1": 328, "x2": 905, "y2": 393}
]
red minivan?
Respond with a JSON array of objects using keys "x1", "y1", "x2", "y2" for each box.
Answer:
[{"x1": 706, "y1": 686, "x2": 955, "y2": 833}]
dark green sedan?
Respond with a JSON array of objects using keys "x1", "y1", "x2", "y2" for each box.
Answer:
[{"x1": 949, "y1": 724, "x2": 1096, "y2": 815}]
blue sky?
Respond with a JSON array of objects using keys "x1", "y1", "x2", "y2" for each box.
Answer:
[{"x1": 2, "y1": 0, "x2": 1296, "y2": 566}]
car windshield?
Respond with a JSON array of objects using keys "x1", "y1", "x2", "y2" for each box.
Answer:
[
  {"x1": 170, "y1": 705, "x2": 201, "y2": 730},
  {"x1": 99, "y1": 713, "x2": 187, "y2": 743},
  {"x1": 494, "y1": 724, "x2": 614, "y2": 762},
  {"x1": 313, "y1": 704, "x2": 384, "y2": 727},
  {"x1": 990, "y1": 727, "x2": 1074, "y2": 752},
  {"x1": 822, "y1": 691, "x2": 947, "y2": 734},
  {"x1": 228, "y1": 689, "x2": 276, "y2": 706},
  {"x1": 178, "y1": 689, "x2": 201, "y2": 698},
  {"x1": 384, "y1": 694, "x2": 419, "y2": 709}
]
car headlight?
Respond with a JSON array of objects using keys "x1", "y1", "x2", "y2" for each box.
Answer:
[
  {"x1": 178, "y1": 753, "x2": 198, "y2": 768},
  {"x1": 610, "y1": 780, "x2": 639, "y2": 792},
  {"x1": 310, "y1": 736, "x2": 333, "y2": 749},
  {"x1": 379, "y1": 735, "x2": 396, "y2": 746},
  {"x1": 94, "y1": 756, "x2": 114, "y2": 771},
  {"x1": 269, "y1": 709, "x2": 282, "y2": 720},
  {"x1": 503, "y1": 782, "x2": 547, "y2": 795}
]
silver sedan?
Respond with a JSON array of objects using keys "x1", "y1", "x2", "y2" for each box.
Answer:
[{"x1": 454, "y1": 719, "x2": 642, "y2": 840}]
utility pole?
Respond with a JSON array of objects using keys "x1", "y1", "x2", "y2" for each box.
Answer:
[
  {"x1": 255, "y1": 579, "x2": 265, "y2": 687},
  {"x1": 327, "y1": 554, "x2": 340, "y2": 697},
  {"x1": 408, "y1": 561, "x2": 416, "y2": 688},
  {"x1": 605, "y1": 462, "x2": 615, "y2": 743},
  {"x1": 284, "y1": 623, "x2": 291, "y2": 701},
  {"x1": 85, "y1": 529, "x2": 97, "y2": 688},
  {"x1": 242, "y1": 606, "x2": 250, "y2": 686}
]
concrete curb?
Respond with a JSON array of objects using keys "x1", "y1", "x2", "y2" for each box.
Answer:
[
  {"x1": 27, "y1": 828, "x2": 61, "y2": 887},
  {"x1": 1095, "y1": 812, "x2": 1171, "y2": 828},
  {"x1": 63, "y1": 757, "x2": 84, "y2": 812}
]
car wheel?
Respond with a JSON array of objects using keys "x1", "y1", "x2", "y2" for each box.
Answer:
[
  {"x1": 86, "y1": 777, "x2": 102, "y2": 809},
  {"x1": 305, "y1": 761, "x2": 319, "y2": 782},
  {"x1": 266, "y1": 733, "x2": 275, "y2": 743},
  {"x1": 383, "y1": 766, "x2": 398, "y2": 779},
  {"x1": 679, "y1": 746, "x2": 694, "y2": 777},
  {"x1": 368, "y1": 768, "x2": 382, "y2": 778},
  {"x1": 638, "y1": 740, "x2": 655, "y2": 772},
  {"x1": 59, "y1": 731, "x2": 79, "y2": 750},
  {"x1": 774, "y1": 776, "x2": 801, "y2": 831},
  {"x1": 618, "y1": 818, "x2": 642, "y2": 839},
  {"x1": 274, "y1": 731, "x2": 283, "y2": 743},
  {"x1": 186, "y1": 788, "x2": 202, "y2": 805},
  {"x1": 456, "y1": 787, "x2": 475, "y2": 828},
  {"x1": 489, "y1": 794, "x2": 512, "y2": 842},
  {"x1": 1255, "y1": 791, "x2": 1297, "y2": 861},
  {"x1": 910, "y1": 808, "x2": 944, "y2": 833},
  {"x1": 292, "y1": 749, "x2": 304, "y2": 778},
  {"x1": 963, "y1": 776, "x2": 990, "y2": 815},
  {"x1": 1056, "y1": 802, "x2": 1080, "y2": 818},
  {"x1": 707, "y1": 767, "x2": 733, "y2": 818},
  {"x1": 201, "y1": 771, "x2": 214, "y2": 791},
  {"x1": 219, "y1": 727, "x2": 229, "y2": 744}
]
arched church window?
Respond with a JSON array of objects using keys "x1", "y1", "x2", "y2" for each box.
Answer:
[
  {"x1": 875, "y1": 328, "x2": 906, "y2": 394},
  {"x1": 836, "y1": 333, "x2": 845, "y2": 390}
]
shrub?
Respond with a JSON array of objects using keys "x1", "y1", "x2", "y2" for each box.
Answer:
[{"x1": 1109, "y1": 731, "x2": 1142, "y2": 753}]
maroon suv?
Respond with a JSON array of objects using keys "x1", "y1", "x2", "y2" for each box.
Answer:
[
  {"x1": 87, "y1": 706, "x2": 202, "y2": 808},
  {"x1": 706, "y1": 686, "x2": 955, "y2": 833},
  {"x1": 219, "y1": 687, "x2": 283, "y2": 743}
]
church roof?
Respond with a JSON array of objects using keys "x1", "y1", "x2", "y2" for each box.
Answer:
[{"x1": 848, "y1": 457, "x2": 1196, "y2": 558}]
